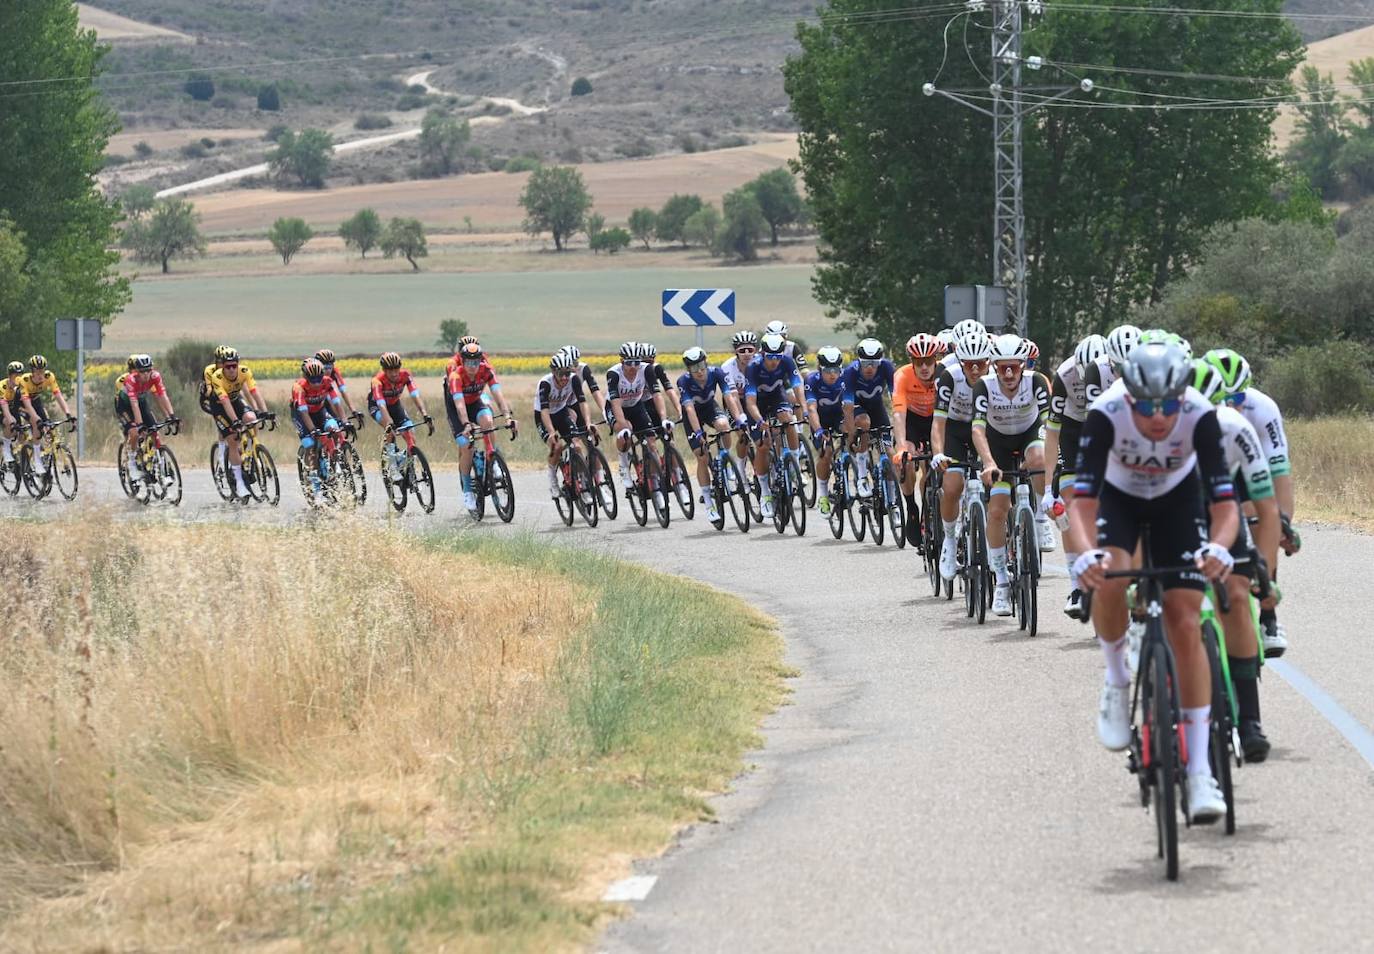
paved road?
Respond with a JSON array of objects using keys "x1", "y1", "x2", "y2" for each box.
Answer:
[{"x1": 15, "y1": 467, "x2": 1374, "y2": 951}]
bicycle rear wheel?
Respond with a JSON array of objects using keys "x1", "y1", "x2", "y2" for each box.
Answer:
[
  {"x1": 554, "y1": 458, "x2": 575, "y2": 526},
  {"x1": 663, "y1": 442, "x2": 695, "y2": 520},
  {"x1": 588, "y1": 444, "x2": 617, "y2": 520},
  {"x1": 342, "y1": 442, "x2": 367, "y2": 505},
  {"x1": 382, "y1": 450, "x2": 407, "y2": 512},
  {"x1": 159, "y1": 447, "x2": 183, "y2": 507},
  {"x1": 209, "y1": 442, "x2": 233, "y2": 500},
  {"x1": 570, "y1": 451, "x2": 598, "y2": 527},
  {"x1": 1, "y1": 455, "x2": 18, "y2": 496},
  {"x1": 925, "y1": 492, "x2": 942, "y2": 597},
  {"x1": 297, "y1": 448, "x2": 321, "y2": 508},
  {"x1": 845, "y1": 458, "x2": 866, "y2": 542},
  {"x1": 828, "y1": 469, "x2": 846, "y2": 539},
  {"x1": 1202, "y1": 619, "x2": 1236, "y2": 835},
  {"x1": 488, "y1": 450, "x2": 515, "y2": 523},
  {"x1": 21, "y1": 450, "x2": 50, "y2": 499},
  {"x1": 709, "y1": 460, "x2": 727, "y2": 531},
  {"x1": 52, "y1": 446, "x2": 78, "y2": 500},
  {"x1": 645, "y1": 453, "x2": 670, "y2": 528},
  {"x1": 1149, "y1": 645, "x2": 1180, "y2": 881},
  {"x1": 628, "y1": 454, "x2": 649, "y2": 527},
  {"x1": 883, "y1": 460, "x2": 905, "y2": 549},
  {"x1": 409, "y1": 448, "x2": 435, "y2": 513},
  {"x1": 785, "y1": 457, "x2": 806, "y2": 536},
  {"x1": 798, "y1": 437, "x2": 818, "y2": 507},
  {"x1": 972, "y1": 509, "x2": 988, "y2": 625},
  {"x1": 254, "y1": 447, "x2": 281, "y2": 506}
]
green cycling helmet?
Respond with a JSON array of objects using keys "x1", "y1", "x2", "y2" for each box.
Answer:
[
  {"x1": 1202, "y1": 348, "x2": 1251, "y2": 395},
  {"x1": 1191, "y1": 360, "x2": 1225, "y2": 405},
  {"x1": 1141, "y1": 329, "x2": 1193, "y2": 361}
]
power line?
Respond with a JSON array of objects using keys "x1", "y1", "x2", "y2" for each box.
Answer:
[{"x1": 1032, "y1": 1, "x2": 1374, "y2": 23}]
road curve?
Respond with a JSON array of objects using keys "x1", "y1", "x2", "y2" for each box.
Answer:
[{"x1": 14, "y1": 468, "x2": 1374, "y2": 951}]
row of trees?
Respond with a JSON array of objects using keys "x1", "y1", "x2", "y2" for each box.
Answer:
[{"x1": 1287, "y1": 59, "x2": 1374, "y2": 202}]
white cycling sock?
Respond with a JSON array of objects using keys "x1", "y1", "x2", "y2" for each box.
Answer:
[
  {"x1": 1, "y1": 438, "x2": 11, "y2": 461},
  {"x1": 1099, "y1": 635, "x2": 1131, "y2": 688},
  {"x1": 989, "y1": 545, "x2": 1009, "y2": 585},
  {"x1": 231, "y1": 464, "x2": 244, "y2": 482},
  {"x1": 619, "y1": 451, "x2": 631, "y2": 472},
  {"x1": 1182, "y1": 706, "x2": 1211, "y2": 777},
  {"x1": 1065, "y1": 551, "x2": 1081, "y2": 589},
  {"x1": 856, "y1": 455, "x2": 869, "y2": 477},
  {"x1": 758, "y1": 472, "x2": 771, "y2": 496}
]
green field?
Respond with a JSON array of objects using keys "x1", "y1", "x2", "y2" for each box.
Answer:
[{"x1": 109, "y1": 265, "x2": 833, "y2": 356}]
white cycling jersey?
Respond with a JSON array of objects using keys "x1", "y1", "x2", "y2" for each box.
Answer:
[
  {"x1": 720, "y1": 356, "x2": 749, "y2": 399},
  {"x1": 1216, "y1": 405, "x2": 1274, "y2": 501},
  {"x1": 605, "y1": 362, "x2": 656, "y2": 408},
  {"x1": 533, "y1": 372, "x2": 583, "y2": 414},
  {"x1": 940, "y1": 352, "x2": 961, "y2": 372},
  {"x1": 934, "y1": 363, "x2": 979, "y2": 424},
  {"x1": 1231, "y1": 386, "x2": 1289, "y2": 477},
  {"x1": 1083, "y1": 356, "x2": 1116, "y2": 404},
  {"x1": 972, "y1": 371, "x2": 1048, "y2": 435},
  {"x1": 1049, "y1": 356, "x2": 1090, "y2": 426}
]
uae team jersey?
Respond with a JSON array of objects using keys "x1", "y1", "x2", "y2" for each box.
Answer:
[
  {"x1": 971, "y1": 372, "x2": 1049, "y2": 434},
  {"x1": 605, "y1": 363, "x2": 658, "y2": 407},
  {"x1": 533, "y1": 372, "x2": 585, "y2": 413},
  {"x1": 1048, "y1": 356, "x2": 1090, "y2": 429}
]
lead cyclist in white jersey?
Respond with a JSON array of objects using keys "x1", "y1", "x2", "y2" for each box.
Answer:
[{"x1": 1071, "y1": 340, "x2": 1238, "y2": 823}]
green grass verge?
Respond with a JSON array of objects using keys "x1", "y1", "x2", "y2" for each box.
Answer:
[{"x1": 325, "y1": 531, "x2": 787, "y2": 952}]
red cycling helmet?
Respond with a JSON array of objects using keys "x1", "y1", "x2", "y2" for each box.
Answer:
[{"x1": 906, "y1": 333, "x2": 946, "y2": 360}]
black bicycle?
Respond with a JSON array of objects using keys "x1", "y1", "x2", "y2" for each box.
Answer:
[
  {"x1": 705, "y1": 427, "x2": 750, "y2": 533},
  {"x1": 624, "y1": 426, "x2": 670, "y2": 529},
  {"x1": 553, "y1": 428, "x2": 598, "y2": 528},
  {"x1": 585, "y1": 425, "x2": 618, "y2": 521},
  {"x1": 763, "y1": 417, "x2": 806, "y2": 536},
  {"x1": 661, "y1": 423, "x2": 696, "y2": 521},
  {"x1": 999, "y1": 457, "x2": 1044, "y2": 637}
]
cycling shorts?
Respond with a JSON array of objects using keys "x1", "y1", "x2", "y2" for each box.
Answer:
[
  {"x1": 900, "y1": 411, "x2": 933, "y2": 450},
  {"x1": 985, "y1": 420, "x2": 1044, "y2": 473},
  {"x1": 294, "y1": 406, "x2": 338, "y2": 439},
  {"x1": 852, "y1": 395, "x2": 889, "y2": 430},
  {"x1": 612, "y1": 399, "x2": 656, "y2": 436},
  {"x1": 369, "y1": 395, "x2": 411, "y2": 430},
  {"x1": 211, "y1": 394, "x2": 248, "y2": 435},
  {"x1": 1094, "y1": 474, "x2": 1209, "y2": 592},
  {"x1": 943, "y1": 420, "x2": 978, "y2": 472},
  {"x1": 816, "y1": 404, "x2": 844, "y2": 432},
  {"x1": 684, "y1": 398, "x2": 724, "y2": 429},
  {"x1": 535, "y1": 406, "x2": 578, "y2": 443},
  {"x1": 755, "y1": 390, "x2": 789, "y2": 421},
  {"x1": 1054, "y1": 418, "x2": 1083, "y2": 493},
  {"x1": 116, "y1": 392, "x2": 156, "y2": 435}
]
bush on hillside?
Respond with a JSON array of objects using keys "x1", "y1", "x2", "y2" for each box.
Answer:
[
  {"x1": 1262, "y1": 340, "x2": 1374, "y2": 415},
  {"x1": 571, "y1": 76, "x2": 593, "y2": 96},
  {"x1": 184, "y1": 74, "x2": 214, "y2": 101},
  {"x1": 256, "y1": 83, "x2": 281, "y2": 111},
  {"x1": 160, "y1": 337, "x2": 216, "y2": 388},
  {"x1": 354, "y1": 113, "x2": 393, "y2": 130}
]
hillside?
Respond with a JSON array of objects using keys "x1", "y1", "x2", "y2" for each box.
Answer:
[
  {"x1": 1286, "y1": 0, "x2": 1374, "y2": 41},
  {"x1": 1273, "y1": 23, "x2": 1374, "y2": 152}
]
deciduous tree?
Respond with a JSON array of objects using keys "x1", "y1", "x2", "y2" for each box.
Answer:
[
  {"x1": 267, "y1": 217, "x2": 313, "y2": 265},
  {"x1": 519, "y1": 165, "x2": 592, "y2": 251},
  {"x1": 121, "y1": 198, "x2": 206, "y2": 274}
]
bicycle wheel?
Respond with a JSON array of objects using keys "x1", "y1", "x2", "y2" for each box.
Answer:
[
  {"x1": 408, "y1": 448, "x2": 436, "y2": 513},
  {"x1": 725, "y1": 455, "x2": 749, "y2": 533},
  {"x1": 51, "y1": 446, "x2": 78, "y2": 500},
  {"x1": 709, "y1": 460, "x2": 727, "y2": 531},
  {"x1": 972, "y1": 507, "x2": 988, "y2": 625},
  {"x1": 744, "y1": 459, "x2": 764, "y2": 523},
  {"x1": 844, "y1": 457, "x2": 866, "y2": 542},
  {"x1": 1149, "y1": 644, "x2": 1180, "y2": 881},
  {"x1": 628, "y1": 454, "x2": 649, "y2": 527},
  {"x1": 570, "y1": 451, "x2": 598, "y2": 528},
  {"x1": 963, "y1": 525, "x2": 978, "y2": 619},
  {"x1": 883, "y1": 460, "x2": 905, "y2": 549},
  {"x1": 771, "y1": 463, "x2": 788, "y2": 535},
  {"x1": 925, "y1": 488, "x2": 943, "y2": 597},
  {"x1": 488, "y1": 450, "x2": 516, "y2": 523},
  {"x1": 343, "y1": 442, "x2": 367, "y2": 505},
  {"x1": 645, "y1": 453, "x2": 670, "y2": 528},
  {"x1": 785, "y1": 457, "x2": 806, "y2": 536},
  {"x1": 1202, "y1": 619, "x2": 1236, "y2": 836},
  {"x1": 828, "y1": 469, "x2": 846, "y2": 539},
  {"x1": 798, "y1": 437, "x2": 818, "y2": 507},
  {"x1": 588, "y1": 445, "x2": 617, "y2": 521},
  {"x1": 663, "y1": 443, "x2": 695, "y2": 520},
  {"x1": 297, "y1": 448, "x2": 321, "y2": 508},
  {"x1": 554, "y1": 458, "x2": 575, "y2": 526},
  {"x1": 254, "y1": 447, "x2": 281, "y2": 506},
  {"x1": 1, "y1": 455, "x2": 18, "y2": 496},
  {"x1": 870, "y1": 476, "x2": 886, "y2": 546},
  {"x1": 382, "y1": 451, "x2": 407, "y2": 512},
  {"x1": 1018, "y1": 510, "x2": 1039, "y2": 637},
  {"x1": 209, "y1": 442, "x2": 233, "y2": 500},
  {"x1": 21, "y1": 450, "x2": 50, "y2": 499},
  {"x1": 159, "y1": 447, "x2": 183, "y2": 506}
]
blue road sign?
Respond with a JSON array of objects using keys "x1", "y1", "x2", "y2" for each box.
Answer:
[{"x1": 662, "y1": 288, "x2": 736, "y2": 327}]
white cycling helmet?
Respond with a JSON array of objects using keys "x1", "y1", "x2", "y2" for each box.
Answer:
[
  {"x1": 936, "y1": 329, "x2": 956, "y2": 349},
  {"x1": 856, "y1": 338, "x2": 884, "y2": 360},
  {"x1": 765, "y1": 320, "x2": 788, "y2": 337},
  {"x1": 549, "y1": 351, "x2": 576, "y2": 372},
  {"x1": 760, "y1": 332, "x2": 787, "y2": 355},
  {"x1": 682, "y1": 346, "x2": 708, "y2": 367},
  {"x1": 990, "y1": 333, "x2": 1030, "y2": 362},
  {"x1": 1105, "y1": 324, "x2": 1141, "y2": 367},
  {"x1": 954, "y1": 329, "x2": 992, "y2": 362},
  {"x1": 816, "y1": 346, "x2": 844, "y2": 370},
  {"x1": 1073, "y1": 333, "x2": 1107, "y2": 373},
  {"x1": 560, "y1": 344, "x2": 581, "y2": 363},
  {"x1": 952, "y1": 318, "x2": 985, "y2": 340}
]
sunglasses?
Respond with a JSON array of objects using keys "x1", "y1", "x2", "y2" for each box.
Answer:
[
  {"x1": 1131, "y1": 397, "x2": 1182, "y2": 417},
  {"x1": 995, "y1": 362, "x2": 1022, "y2": 373},
  {"x1": 736, "y1": 348, "x2": 757, "y2": 357},
  {"x1": 307, "y1": 375, "x2": 324, "y2": 385},
  {"x1": 1223, "y1": 391, "x2": 1246, "y2": 407},
  {"x1": 763, "y1": 353, "x2": 782, "y2": 361},
  {"x1": 553, "y1": 370, "x2": 571, "y2": 380},
  {"x1": 622, "y1": 360, "x2": 642, "y2": 367},
  {"x1": 223, "y1": 363, "x2": 239, "y2": 371}
]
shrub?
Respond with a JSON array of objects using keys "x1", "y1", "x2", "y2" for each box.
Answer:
[
  {"x1": 1262, "y1": 340, "x2": 1374, "y2": 415},
  {"x1": 571, "y1": 76, "x2": 593, "y2": 97},
  {"x1": 678, "y1": 133, "x2": 700, "y2": 154},
  {"x1": 504, "y1": 155, "x2": 541, "y2": 173},
  {"x1": 590, "y1": 227, "x2": 632, "y2": 254},
  {"x1": 160, "y1": 337, "x2": 216, "y2": 388},
  {"x1": 265, "y1": 124, "x2": 289, "y2": 142},
  {"x1": 210, "y1": 96, "x2": 238, "y2": 110},
  {"x1": 199, "y1": 137, "x2": 216, "y2": 149},
  {"x1": 256, "y1": 83, "x2": 281, "y2": 111},
  {"x1": 354, "y1": 113, "x2": 393, "y2": 130},
  {"x1": 184, "y1": 74, "x2": 214, "y2": 101},
  {"x1": 615, "y1": 136, "x2": 654, "y2": 159},
  {"x1": 408, "y1": 83, "x2": 428, "y2": 94},
  {"x1": 133, "y1": 140, "x2": 153, "y2": 158},
  {"x1": 180, "y1": 142, "x2": 208, "y2": 159},
  {"x1": 395, "y1": 93, "x2": 429, "y2": 110}
]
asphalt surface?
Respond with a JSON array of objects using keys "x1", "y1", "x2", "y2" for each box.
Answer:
[{"x1": 13, "y1": 465, "x2": 1374, "y2": 952}]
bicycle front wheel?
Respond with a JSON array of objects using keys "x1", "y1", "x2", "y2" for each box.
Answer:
[
  {"x1": 409, "y1": 447, "x2": 435, "y2": 513},
  {"x1": 646, "y1": 453, "x2": 670, "y2": 529},
  {"x1": 52, "y1": 446, "x2": 78, "y2": 500},
  {"x1": 628, "y1": 454, "x2": 649, "y2": 527},
  {"x1": 489, "y1": 450, "x2": 515, "y2": 523},
  {"x1": 210, "y1": 442, "x2": 233, "y2": 500},
  {"x1": 971, "y1": 508, "x2": 988, "y2": 625},
  {"x1": 587, "y1": 444, "x2": 617, "y2": 521},
  {"x1": 22, "y1": 450, "x2": 50, "y2": 499},
  {"x1": 159, "y1": 447, "x2": 183, "y2": 506},
  {"x1": 785, "y1": 456, "x2": 806, "y2": 536},
  {"x1": 1149, "y1": 645, "x2": 1180, "y2": 881},
  {"x1": 663, "y1": 442, "x2": 695, "y2": 520},
  {"x1": 382, "y1": 452, "x2": 407, "y2": 512},
  {"x1": 725, "y1": 455, "x2": 749, "y2": 533},
  {"x1": 1, "y1": 455, "x2": 19, "y2": 496},
  {"x1": 570, "y1": 451, "x2": 598, "y2": 528},
  {"x1": 883, "y1": 459, "x2": 904, "y2": 549},
  {"x1": 554, "y1": 458, "x2": 575, "y2": 526},
  {"x1": 925, "y1": 489, "x2": 943, "y2": 597},
  {"x1": 1018, "y1": 510, "x2": 1039, "y2": 637},
  {"x1": 845, "y1": 458, "x2": 866, "y2": 542},
  {"x1": 254, "y1": 447, "x2": 281, "y2": 506},
  {"x1": 1202, "y1": 619, "x2": 1236, "y2": 835},
  {"x1": 342, "y1": 442, "x2": 367, "y2": 505},
  {"x1": 709, "y1": 460, "x2": 727, "y2": 531},
  {"x1": 798, "y1": 437, "x2": 818, "y2": 507}
]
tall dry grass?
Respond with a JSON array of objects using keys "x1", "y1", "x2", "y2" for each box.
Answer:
[
  {"x1": 1287, "y1": 415, "x2": 1374, "y2": 530},
  {"x1": 0, "y1": 514, "x2": 588, "y2": 949}
]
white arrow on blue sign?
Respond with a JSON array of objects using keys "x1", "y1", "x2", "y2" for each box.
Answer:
[{"x1": 661, "y1": 288, "x2": 735, "y2": 327}]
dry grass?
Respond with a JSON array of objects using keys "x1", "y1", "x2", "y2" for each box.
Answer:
[
  {"x1": 1272, "y1": 25, "x2": 1374, "y2": 151},
  {"x1": 108, "y1": 127, "x2": 266, "y2": 155},
  {"x1": 1288, "y1": 415, "x2": 1374, "y2": 531},
  {"x1": 0, "y1": 516, "x2": 588, "y2": 949},
  {"x1": 76, "y1": 3, "x2": 193, "y2": 42}
]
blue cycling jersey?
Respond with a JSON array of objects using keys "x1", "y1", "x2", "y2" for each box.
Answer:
[
  {"x1": 842, "y1": 359, "x2": 895, "y2": 405},
  {"x1": 677, "y1": 367, "x2": 728, "y2": 407},
  {"x1": 804, "y1": 370, "x2": 846, "y2": 410},
  {"x1": 744, "y1": 354, "x2": 801, "y2": 397}
]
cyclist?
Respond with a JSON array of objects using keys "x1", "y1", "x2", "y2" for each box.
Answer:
[
  {"x1": 606, "y1": 341, "x2": 668, "y2": 489},
  {"x1": 932, "y1": 328, "x2": 992, "y2": 581},
  {"x1": 535, "y1": 351, "x2": 591, "y2": 500},
  {"x1": 14, "y1": 355, "x2": 74, "y2": 475},
  {"x1": 969, "y1": 334, "x2": 1051, "y2": 616},
  {"x1": 641, "y1": 342, "x2": 683, "y2": 424},
  {"x1": 206, "y1": 346, "x2": 268, "y2": 498},
  {"x1": 315, "y1": 349, "x2": 362, "y2": 422},
  {"x1": 1193, "y1": 361, "x2": 1278, "y2": 761},
  {"x1": 198, "y1": 344, "x2": 229, "y2": 417},
  {"x1": 448, "y1": 341, "x2": 516, "y2": 512},
  {"x1": 1, "y1": 361, "x2": 23, "y2": 469},
  {"x1": 292, "y1": 358, "x2": 345, "y2": 487},
  {"x1": 1202, "y1": 348, "x2": 1293, "y2": 657},
  {"x1": 559, "y1": 345, "x2": 604, "y2": 424},
  {"x1": 894, "y1": 333, "x2": 945, "y2": 547},
  {"x1": 678, "y1": 345, "x2": 741, "y2": 522},
  {"x1": 1084, "y1": 323, "x2": 1139, "y2": 404},
  {"x1": 370, "y1": 352, "x2": 433, "y2": 481},
  {"x1": 743, "y1": 332, "x2": 803, "y2": 519},
  {"x1": 803, "y1": 346, "x2": 848, "y2": 516},
  {"x1": 118, "y1": 354, "x2": 177, "y2": 483},
  {"x1": 841, "y1": 338, "x2": 895, "y2": 498},
  {"x1": 764, "y1": 320, "x2": 809, "y2": 373},
  {"x1": 1071, "y1": 340, "x2": 1237, "y2": 823},
  {"x1": 1045, "y1": 333, "x2": 1108, "y2": 619},
  {"x1": 941, "y1": 319, "x2": 984, "y2": 371}
]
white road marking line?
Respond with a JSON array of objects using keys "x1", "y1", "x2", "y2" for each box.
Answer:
[
  {"x1": 1268, "y1": 659, "x2": 1374, "y2": 771},
  {"x1": 602, "y1": 875, "x2": 658, "y2": 902}
]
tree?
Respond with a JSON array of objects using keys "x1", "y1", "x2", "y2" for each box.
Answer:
[
  {"x1": 1336, "y1": 133, "x2": 1374, "y2": 198},
  {"x1": 519, "y1": 165, "x2": 592, "y2": 251},
  {"x1": 121, "y1": 184, "x2": 157, "y2": 219},
  {"x1": 683, "y1": 203, "x2": 722, "y2": 251},
  {"x1": 418, "y1": 108, "x2": 471, "y2": 177},
  {"x1": 256, "y1": 83, "x2": 281, "y2": 111},
  {"x1": 185, "y1": 74, "x2": 214, "y2": 101},
  {"x1": 267, "y1": 217, "x2": 313, "y2": 265},
  {"x1": 339, "y1": 208, "x2": 382, "y2": 258},
  {"x1": 718, "y1": 188, "x2": 767, "y2": 261},
  {"x1": 0, "y1": 0, "x2": 129, "y2": 365},
  {"x1": 1287, "y1": 67, "x2": 1349, "y2": 200},
  {"x1": 584, "y1": 212, "x2": 606, "y2": 243},
  {"x1": 571, "y1": 77, "x2": 593, "y2": 97},
  {"x1": 656, "y1": 194, "x2": 703, "y2": 247},
  {"x1": 381, "y1": 217, "x2": 428, "y2": 271},
  {"x1": 268, "y1": 128, "x2": 334, "y2": 189},
  {"x1": 784, "y1": 0, "x2": 1303, "y2": 355},
  {"x1": 121, "y1": 198, "x2": 206, "y2": 273},
  {"x1": 629, "y1": 207, "x2": 657, "y2": 248},
  {"x1": 436, "y1": 318, "x2": 469, "y2": 351},
  {"x1": 590, "y1": 227, "x2": 631, "y2": 254},
  {"x1": 745, "y1": 168, "x2": 804, "y2": 245}
]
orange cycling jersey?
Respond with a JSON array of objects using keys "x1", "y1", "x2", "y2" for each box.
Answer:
[
  {"x1": 371, "y1": 369, "x2": 417, "y2": 405},
  {"x1": 893, "y1": 364, "x2": 938, "y2": 418}
]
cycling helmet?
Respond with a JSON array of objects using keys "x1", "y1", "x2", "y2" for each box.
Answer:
[
  {"x1": 132, "y1": 354, "x2": 153, "y2": 371},
  {"x1": 952, "y1": 319, "x2": 985, "y2": 340},
  {"x1": 314, "y1": 348, "x2": 335, "y2": 365},
  {"x1": 816, "y1": 346, "x2": 844, "y2": 370},
  {"x1": 1105, "y1": 324, "x2": 1141, "y2": 367},
  {"x1": 379, "y1": 351, "x2": 402, "y2": 370},
  {"x1": 732, "y1": 330, "x2": 758, "y2": 350},
  {"x1": 213, "y1": 345, "x2": 232, "y2": 363},
  {"x1": 954, "y1": 329, "x2": 992, "y2": 362},
  {"x1": 1202, "y1": 348, "x2": 1252, "y2": 395},
  {"x1": 990, "y1": 334, "x2": 1030, "y2": 363},
  {"x1": 760, "y1": 333, "x2": 787, "y2": 356},
  {"x1": 219, "y1": 347, "x2": 240, "y2": 364},
  {"x1": 639, "y1": 342, "x2": 658, "y2": 360},
  {"x1": 1140, "y1": 329, "x2": 1194, "y2": 362},
  {"x1": 302, "y1": 358, "x2": 324, "y2": 379},
  {"x1": 906, "y1": 333, "x2": 945, "y2": 360},
  {"x1": 1191, "y1": 360, "x2": 1226, "y2": 405},
  {"x1": 7, "y1": 360, "x2": 24, "y2": 375},
  {"x1": 1073, "y1": 333, "x2": 1107, "y2": 373},
  {"x1": 856, "y1": 338, "x2": 884, "y2": 360},
  {"x1": 549, "y1": 351, "x2": 575, "y2": 372},
  {"x1": 561, "y1": 344, "x2": 581, "y2": 363},
  {"x1": 1025, "y1": 340, "x2": 1040, "y2": 364},
  {"x1": 765, "y1": 320, "x2": 789, "y2": 337},
  {"x1": 682, "y1": 346, "x2": 708, "y2": 367},
  {"x1": 28, "y1": 355, "x2": 47, "y2": 372},
  {"x1": 619, "y1": 341, "x2": 638, "y2": 361},
  {"x1": 458, "y1": 335, "x2": 480, "y2": 348},
  {"x1": 460, "y1": 342, "x2": 484, "y2": 362},
  {"x1": 1120, "y1": 341, "x2": 1190, "y2": 403},
  {"x1": 936, "y1": 329, "x2": 956, "y2": 350}
]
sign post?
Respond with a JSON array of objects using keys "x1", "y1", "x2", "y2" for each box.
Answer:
[
  {"x1": 943, "y1": 284, "x2": 1009, "y2": 330},
  {"x1": 661, "y1": 288, "x2": 736, "y2": 352},
  {"x1": 55, "y1": 318, "x2": 103, "y2": 460}
]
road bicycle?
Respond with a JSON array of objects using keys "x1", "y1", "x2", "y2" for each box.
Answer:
[
  {"x1": 296, "y1": 421, "x2": 362, "y2": 509},
  {"x1": 762, "y1": 417, "x2": 806, "y2": 536},
  {"x1": 916, "y1": 453, "x2": 950, "y2": 598},
  {"x1": 210, "y1": 414, "x2": 280, "y2": 506},
  {"x1": 823, "y1": 430, "x2": 857, "y2": 540},
  {"x1": 951, "y1": 462, "x2": 991, "y2": 623},
  {"x1": 704, "y1": 426, "x2": 750, "y2": 533},
  {"x1": 851, "y1": 425, "x2": 905, "y2": 548},
  {"x1": 796, "y1": 429, "x2": 818, "y2": 508},
  {"x1": 624, "y1": 426, "x2": 670, "y2": 529},
  {"x1": 119, "y1": 418, "x2": 182, "y2": 507},
  {"x1": 999, "y1": 456, "x2": 1044, "y2": 637},
  {"x1": 14, "y1": 416, "x2": 78, "y2": 501},
  {"x1": 468, "y1": 420, "x2": 517, "y2": 523},
  {"x1": 1080, "y1": 527, "x2": 1236, "y2": 882},
  {"x1": 380, "y1": 419, "x2": 435, "y2": 514},
  {"x1": 661, "y1": 424, "x2": 695, "y2": 521},
  {"x1": 0, "y1": 424, "x2": 18, "y2": 497},
  {"x1": 552, "y1": 427, "x2": 598, "y2": 528}
]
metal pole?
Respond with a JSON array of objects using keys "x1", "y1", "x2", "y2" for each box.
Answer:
[
  {"x1": 76, "y1": 321, "x2": 85, "y2": 459},
  {"x1": 695, "y1": 325, "x2": 705, "y2": 353},
  {"x1": 991, "y1": 0, "x2": 1028, "y2": 336}
]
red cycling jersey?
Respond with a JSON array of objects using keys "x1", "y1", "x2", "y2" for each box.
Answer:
[
  {"x1": 371, "y1": 369, "x2": 417, "y2": 405},
  {"x1": 124, "y1": 370, "x2": 167, "y2": 399},
  {"x1": 448, "y1": 361, "x2": 499, "y2": 403},
  {"x1": 292, "y1": 376, "x2": 340, "y2": 411},
  {"x1": 327, "y1": 366, "x2": 348, "y2": 392}
]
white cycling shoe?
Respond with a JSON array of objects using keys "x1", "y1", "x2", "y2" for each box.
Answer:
[
  {"x1": 620, "y1": 472, "x2": 635, "y2": 490},
  {"x1": 761, "y1": 495, "x2": 775, "y2": 520},
  {"x1": 1097, "y1": 682, "x2": 1132, "y2": 751},
  {"x1": 993, "y1": 584, "x2": 1013, "y2": 616},
  {"x1": 939, "y1": 541, "x2": 959, "y2": 582},
  {"x1": 1261, "y1": 619, "x2": 1289, "y2": 658},
  {"x1": 463, "y1": 490, "x2": 478, "y2": 511},
  {"x1": 1063, "y1": 589, "x2": 1083, "y2": 620},
  {"x1": 857, "y1": 474, "x2": 874, "y2": 497},
  {"x1": 1187, "y1": 773, "x2": 1226, "y2": 824},
  {"x1": 1036, "y1": 517, "x2": 1056, "y2": 552}
]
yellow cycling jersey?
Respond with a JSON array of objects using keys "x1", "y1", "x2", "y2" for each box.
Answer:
[
  {"x1": 209, "y1": 364, "x2": 258, "y2": 401},
  {"x1": 202, "y1": 362, "x2": 219, "y2": 390},
  {"x1": 115, "y1": 372, "x2": 130, "y2": 393},
  {"x1": 1, "y1": 378, "x2": 19, "y2": 405},
  {"x1": 17, "y1": 371, "x2": 60, "y2": 400}
]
